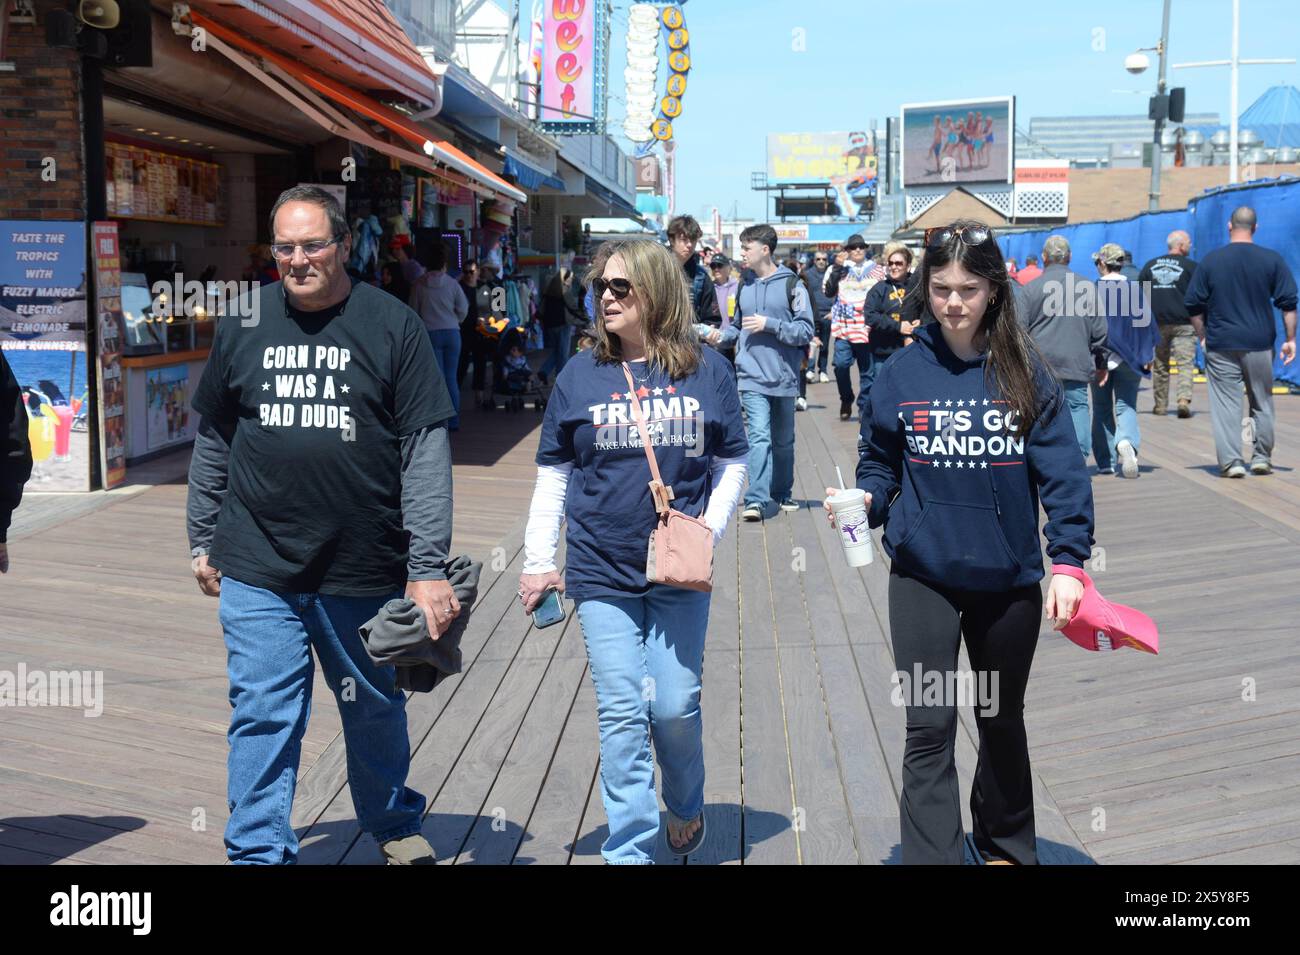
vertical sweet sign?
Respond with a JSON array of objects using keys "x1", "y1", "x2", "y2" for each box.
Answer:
[{"x1": 541, "y1": 0, "x2": 595, "y2": 127}]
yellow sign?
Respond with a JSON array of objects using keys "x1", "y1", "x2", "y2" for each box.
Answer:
[
  {"x1": 662, "y1": 5, "x2": 683, "y2": 29},
  {"x1": 652, "y1": 119, "x2": 674, "y2": 141},
  {"x1": 660, "y1": 96, "x2": 682, "y2": 118},
  {"x1": 667, "y1": 28, "x2": 689, "y2": 50},
  {"x1": 666, "y1": 73, "x2": 687, "y2": 97},
  {"x1": 668, "y1": 50, "x2": 690, "y2": 73}
]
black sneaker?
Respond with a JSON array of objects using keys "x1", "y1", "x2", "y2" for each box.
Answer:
[
  {"x1": 778, "y1": 499, "x2": 799, "y2": 512},
  {"x1": 839, "y1": 400, "x2": 852, "y2": 421}
]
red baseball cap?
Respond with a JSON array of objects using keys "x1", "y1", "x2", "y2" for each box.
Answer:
[{"x1": 1056, "y1": 568, "x2": 1159, "y2": 654}]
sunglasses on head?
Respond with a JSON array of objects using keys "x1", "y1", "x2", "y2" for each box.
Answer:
[
  {"x1": 593, "y1": 277, "x2": 633, "y2": 300},
  {"x1": 924, "y1": 225, "x2": 993, "y2": 250}
]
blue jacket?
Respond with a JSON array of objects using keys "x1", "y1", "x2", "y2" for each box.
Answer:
[
  {"x1": 719, "y1": 265, "x2": 814, "y2": 397},
  {"x1": 856, "y1": 324, "x2": 1094, "y2": 591}
]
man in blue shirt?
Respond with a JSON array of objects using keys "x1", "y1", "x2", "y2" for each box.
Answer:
[{"x1": 1184, "y1": 206, "x2": 1298, "y2": 477}]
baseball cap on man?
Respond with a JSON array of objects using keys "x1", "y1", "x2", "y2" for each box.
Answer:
[
  {"x1": 710, "y1": 254, "x2": 729, "y2": 269},
  {"x1": 1059, "y1": 570, "x2": 1159, "y2": 654},
  {"x1": 843, "y1": 235, "x2": 867, "y2": 250},
  {"x1": 1095, "y1": 242, "x2": 1126, "y2": 267}
]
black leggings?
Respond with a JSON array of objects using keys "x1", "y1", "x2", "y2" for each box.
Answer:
[{"x1": 887, "y1": 564, "x2": 1043, "y2": 864}]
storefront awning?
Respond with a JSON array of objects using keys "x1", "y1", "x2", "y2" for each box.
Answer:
[
  {"x1": 504, "y1": 150, "x2": 564, "y2": 191},
  {"x1": 181, "y1": 0, "x2": 444, "y2": 110},
  {"x1": 182, "y1": 9, "x2": 526, "y2": 204}
]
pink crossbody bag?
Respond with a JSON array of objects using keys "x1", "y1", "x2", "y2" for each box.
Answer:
[{"x1": 621, "y1": 363, "x2": 714, "y2": 593}]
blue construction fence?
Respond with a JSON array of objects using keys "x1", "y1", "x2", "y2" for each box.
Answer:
[{"x1": 998, "y1": 177, "x2": 1300, "y2": 387}]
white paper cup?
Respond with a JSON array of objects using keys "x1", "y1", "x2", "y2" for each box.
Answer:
[{"x1": 828, "y1": 488, "x2": 873, "y2": 567}]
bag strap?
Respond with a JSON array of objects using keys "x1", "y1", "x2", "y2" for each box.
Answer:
[{"x1": 621, "y1": 362, "x2": 674, "y2": 517}]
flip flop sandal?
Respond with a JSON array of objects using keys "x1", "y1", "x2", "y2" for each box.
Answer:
[{"x1": 666, "y1": 811, "x2": 707, "y2": 856}]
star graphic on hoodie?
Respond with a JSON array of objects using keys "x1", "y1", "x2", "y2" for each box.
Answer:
[
  {"x1": 955, "y1": 460, "x2": 965, "y2": 468},
  {"x1": 262, "y1": 381, "x2": 270, "y2": 391},
  {"x1": 340, "y1": 384, "x2": 350, "y2": 394},
  {"x1": 652, "y1": 387, "x2": 664, "y2": 396},
  {"x1": 945, "y1": 399, "x2": 953, "y2": 407},
  {"x1": 932, "y1": 399, "x2": 941, "y2": 407},
  {"x1": 666, "y1": 386, "x2": 677, "y2": 394},
  {"x1": 943, "y1": 459, "x2": 952, "y2": 467},
  {"x1": 931, "y1": 459, "x2": 940, "y2": 467},
  {"x1": 636, "y1": 386, "x2": 651, "y2": 399},
  {"x1": 982, "y1": 398, "x2": 990, "y2": 406},
  {"x1": 956, "y1": 399, "x2": 965, "y2": 407},
  {"x1": 610, "y1": 392, "x2": 623, "y2": 401},
  {"x1": 980, "y1": 461, "x2": 989, "y2": 468}
]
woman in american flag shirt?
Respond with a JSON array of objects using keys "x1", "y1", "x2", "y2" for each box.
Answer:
[{"x1": 825, "y1": 235, "x2": 886, "y2": 421}]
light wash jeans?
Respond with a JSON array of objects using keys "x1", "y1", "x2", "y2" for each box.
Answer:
[
  {"x1": 575, "y1": 586, "x2": 711, "y2": 864},
  {"x1": 740, "y1": 389, "x2": 796, "y2": 508},
  {"x1": 1061, "y1": 380, "x2": 1092, "y2": 463},
  {"x1": 219, "y1": 577, "x2": 425, "y2": 864},
  {"x1": 1090, "y1": 362, "x2": 1142, "y2": 471},
  {"x1": 427, "y1": 328, "x2": 461, "y2": 429}
]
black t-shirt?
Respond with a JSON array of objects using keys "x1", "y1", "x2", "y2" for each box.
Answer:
[
  {"x1": 192, "y1": 280, "x2": 453, "y2": 596},
  {"x1": 1137, "y1": 253, "x2": 1196, "y2": 325}
]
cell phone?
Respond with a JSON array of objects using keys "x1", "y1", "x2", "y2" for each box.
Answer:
[{"x1": 531, "y1": 587, "x2": 566, "y2": 629}]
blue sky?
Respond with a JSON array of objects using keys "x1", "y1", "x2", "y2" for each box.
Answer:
[{"x1": 599, "y1": 0, "x2": 1300, "y2": 221}]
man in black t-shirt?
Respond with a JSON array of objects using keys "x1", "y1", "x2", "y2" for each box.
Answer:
[
  {"x1": 187, "y1": 186, "x2": 456, "y2": 864},
  {"x1": 1138, "y1": 230, "x2": 1198, "y2": 417}
]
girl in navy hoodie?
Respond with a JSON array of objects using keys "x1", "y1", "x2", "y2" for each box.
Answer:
[{"x1": 825, "y1": 220, "x2": 1095, "y2": 865}]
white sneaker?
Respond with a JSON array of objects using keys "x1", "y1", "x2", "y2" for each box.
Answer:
[
  {"x1": 819, "y1": 372, "x2": 830, "y2": 383},
  {"x1": 805, "y1": 369, "x2": 816, "y2": 383},
  {"x1": 795, "y1": 396, "x2": 808, "y2": 411},
  {"x1": 1116, "y1": 439, "x2": 1138, "y2": 478}
]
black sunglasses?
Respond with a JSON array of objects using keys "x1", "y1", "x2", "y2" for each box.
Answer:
[
  {"x1": 924, "y1": 225, "x2": 993, "y2": 250},
  {"x1": 593, "y1": 277, "x2": 633, "y2": 300}
]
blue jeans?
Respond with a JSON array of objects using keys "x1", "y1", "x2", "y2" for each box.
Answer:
[
  {"x1": 740, "y1": 389, "x2": 796, "y2": 508},
  {"x1": 814, "y1": 316, "x2": 832, "y2": 373},
  {"x1": 1090, "y1": 362, "x2": 1142, "y2": 471},
  {"x1": 539, "y1": 324, "x2": 573, "y2": 380},
  {"x1": 427, "y1": 328, "x2": 461, "y2": 429},
  {"x1": 219, "y1": 577, "x2": 425, "y2": 864},
  {"x1": 1061, "y1": 380, "x2": 1092, "y2": 462},
  {"x1": 833, "y1": 338, "x2": 875, "y2": 417},
  {"x1": 576, "y1": 586, "x2": 711, "y2": 864}
]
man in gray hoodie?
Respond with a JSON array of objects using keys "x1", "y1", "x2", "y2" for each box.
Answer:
[
  {"x1": 711, "y1": 224, "x2": 814, "y2": 520},
  {"x1": 1018, "y1": 234, "x2": 1108, "y2": 463}
]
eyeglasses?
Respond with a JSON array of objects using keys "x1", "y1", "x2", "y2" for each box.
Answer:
[
  {"x1": 593, "y1": 277, "x2": 633, "y2": 300},
  {"x1": 269, "y1": 236, "x2": 343, "y2": 260},
  {"x1": 924, "y1": 225, "x2": 992, "y2": 250}
]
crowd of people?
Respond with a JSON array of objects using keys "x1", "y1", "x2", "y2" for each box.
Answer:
[{"x1": 35, "y1": 183, "x2": 1273, "y2": 868}]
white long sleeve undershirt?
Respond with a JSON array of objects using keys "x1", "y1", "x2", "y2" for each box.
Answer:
[{"x1": 521, "y1": 455, "x2": 749, "y2": 574}]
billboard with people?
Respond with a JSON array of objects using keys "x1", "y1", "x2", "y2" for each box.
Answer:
[{"x1": 900, "y1": 97, "x2": 1015, "y2": 187}]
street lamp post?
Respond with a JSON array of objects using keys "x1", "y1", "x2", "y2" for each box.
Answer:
[
  {"x1": 1125, "y1": 0, "x2": 1173, "y2": 212},
  {"x1": 1172, "y1": 0, "x2": 1295, "y2": 184}
]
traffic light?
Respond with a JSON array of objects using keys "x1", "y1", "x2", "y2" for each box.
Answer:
[
  {"x1": 1169, "y1": 87, "x2": 1186, "y2": 124},
  {"x1": 1148, "y1": 94, "x2": 1168, "y2": 122}
]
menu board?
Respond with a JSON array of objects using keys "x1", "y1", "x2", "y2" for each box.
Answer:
[
  {"x1": 105, "y1": 142, "x2": 222, "y2": 226},
  {"x1": 92, "y1": 222, "x2": 127, "y2": 488}
]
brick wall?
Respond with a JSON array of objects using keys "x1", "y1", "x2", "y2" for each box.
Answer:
[{"x1": 0, "y1": 2, "x2": 85, "y2": 220}]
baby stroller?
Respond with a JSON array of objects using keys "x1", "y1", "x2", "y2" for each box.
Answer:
[{"x1": 490, "y1": 326, "x2": 552, "y2": 412}]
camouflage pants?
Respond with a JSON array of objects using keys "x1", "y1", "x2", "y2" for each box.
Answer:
[{"x1": 1152, "y1": 323, "x2": 1196, "y2": 411}]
